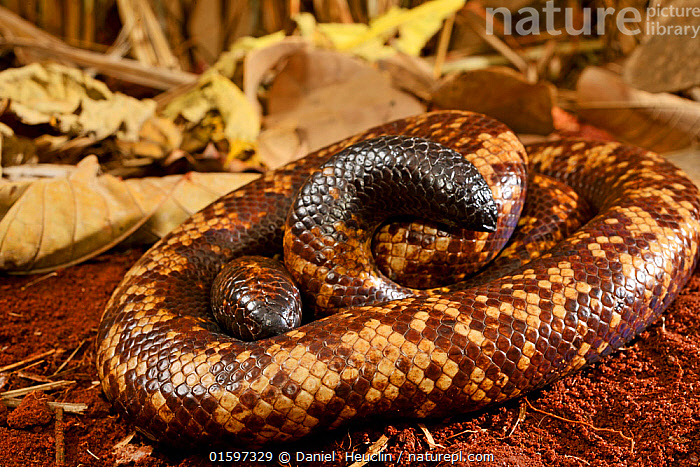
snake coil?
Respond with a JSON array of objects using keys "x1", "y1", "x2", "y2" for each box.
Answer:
[{"x1": 97, "y1": 111, "x2": 700, "y2": 447}]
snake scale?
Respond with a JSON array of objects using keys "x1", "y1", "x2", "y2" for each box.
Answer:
[{"x1": 96, "y1": 111, "x2": 700, "y2": 447}]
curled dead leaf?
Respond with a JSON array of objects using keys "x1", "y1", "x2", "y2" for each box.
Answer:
[
  {"x1": 0, "y1": 122, "x2": 36, "y2": 172},
  {"x1": 0, "y1": 156, "x2": 166, "y2": 273},
  {"x1": 0, "y1": 63, "x2": 155, "y2": 142},
  {"x1": 161, "y1": 72, "x2": 260, "y2": 170},
  {"x1": 242, "y1": 36, "x2": 309, "y2": 117},
  {"x1": 378, "y1": 53, "x2": 437, "y2": 101},
  {"x1": 431, "y1": 67, "x2": 555, "y2": 134},
  {"x1": 260, "y1": 48, "x2": 424, "y2": 167}
]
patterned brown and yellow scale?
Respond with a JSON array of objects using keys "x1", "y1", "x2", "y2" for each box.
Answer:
[{"x1": 96, "y1": 111, "x2": 700, "y2": 447}]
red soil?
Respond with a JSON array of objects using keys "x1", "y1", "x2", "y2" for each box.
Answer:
[{"x1": 0, "y1": 248, "x2": 699, "y2": 467}]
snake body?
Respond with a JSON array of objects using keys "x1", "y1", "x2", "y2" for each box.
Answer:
[{"x1": 96, "y1": 111, "x2": 700, "y2": 447}]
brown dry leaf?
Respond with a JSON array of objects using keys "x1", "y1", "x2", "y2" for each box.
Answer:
[
  {"x1": 114, "y1": 116, "x2": 183, "y2": 162},
  {"x1": 0, "y1": 156, "x2": 167, "y2": 273},
  {"x1": 261, "y1": 49, "x2": 424, "y2": 167},
  {"x1": 0, "y1": 157, "x2": 258, "y2": 273},
  {"x1": 666, "y1": 149, "x2": 700, "y2": 189},
  {"x1": 431, "y1": 67, "x2": 555, "y2": 134},
  {"x1": 378, "y1": 52, "x2": 437, "y2": 101},
  {"x1": 0, "y1": 122, "x2": 36, "y2": 172},
  {"x1": 623, "y1": 0, "x2": 700, "y2": 93},
  {"x1": 576, "y1": 67, "x2": 700, "y2": 153},
  {"x1": 256, "y1": 125, "x2": 309, "y2": 171},
  {"x1": 242, "y1": 36, "x2": 309, "y2": 116}
]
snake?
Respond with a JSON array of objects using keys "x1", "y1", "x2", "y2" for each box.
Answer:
[{"x1": 96, "y1": 111, "x2": 700, "y2": 447}]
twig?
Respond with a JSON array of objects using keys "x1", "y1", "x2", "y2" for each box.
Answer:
[
  {"x1": 433, "y1": 13, "x2": 455, "y2": 79},
  {"x1": 0, "y1": 37, "x2": 196, "y2": 89},
  {"x1": 52, "y1": 339, "x2": 87, "y2": 376},
  {"x1": 112, "y1": 432, "x2": 136, "y2": 451},
  {"x1": 55, "y1": 406, "x2": 65, "y2": 467},
  {"x1": 442, "y1": 39, "x2": 604, "y2": 74},
  {"x1": 563, "y1": 454, "x2": 590, "y2": 465},
  {"x1": 445, "y1": 427, "x2": 486, "y2": 440},
  {"x1": 20, "y1": 272, "x2": 59, "y2": 290},
  {"x1": 0, "y1": 380, "x2": 75, "y2": 399},
  {"x1": 505, "y1": 400, "x2": 527, "y2": 437},
  {"x1": 86, "y1": 449, "x2": 100, "y2": 460},
  {"x1": 524, "y1": 398, "x2": 635, "y2": 451},
  {"x1": 461, "y1": 10, "x2": 532, "y2": 79},
  {"x1": 348, "y1": 434, "x2": 389, "y2": 467},
  {"x1": 418, "y1": 422, "x2": 444, "y2": 449},
  {"x1": 0, "y1": 349, "x2": 58, "y2": 373},
  {"x1": 17, "y1": 369, "x2": 52, "y2": 382},
  {"x1": 2, "y1": 397, "x2": 88, "y2": 414}
]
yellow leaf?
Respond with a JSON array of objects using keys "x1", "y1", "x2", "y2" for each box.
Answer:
[
  {"x1": 391, "y1": 0, "x2": 465, "y2": 56},
  {"x1": 162, "y1": 73, "x2": 260, "y2": 162},
  {"x1": 0, "y1": 63, "x2": 155, "y2": 141},
  {"x1": 297, "y1": 0, "x2": 464, "y2": 60},
  {"x1": 317, "y1": 22, "x2": 395, "y2": 60},
  {"x1": 206, "y1": 30, "x2": 286, "y2": 80}
]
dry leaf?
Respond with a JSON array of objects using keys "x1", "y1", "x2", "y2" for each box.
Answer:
[
  {"x1": 242, "y1": 36, "x2": 309, "y2": 117},
  {"x1": 261, "y1": 49, "x2": 424, "y2": 166},
  {"x1": 114, "y1": 116, "x2": 183, "y2": 161},
  {"x1": 128, "y1": 171, "x2": 259, "y2": 243},
  {"x1": 296, "y1": 0, "x2": 465, "y2": 61},
  {"x1": 0, "y1": 156, "x2": 164, "y2": 272},
  {"x1": 378, "y1": 0, "x2": 464, "y2": 56},
  {"x1": 666, "y1": 149, "x2": 700, "y2": 189},
  {"x1": 161, "y1": 73, "x2": 260, "y2": 169},
  {"x1": 0, "y1": 122, "x2": 36, "y2": 172},
  {"x1": 208, "y1": 31, "x2": 287, "y2": 81},
  {"x1": 623, "y1": 0, "x2": 700, "y2": 93},
  {"x1": 378, "y1": 52, "x2": 437, "y2": 101},
  {"x1": 256, "y1": 125, "x2": 308, "y2": 170},
  {"x1": 576, "y1": 67, "x2": 700, "y2": 153},
  {"x1": 431, "y1": 67, "x2": 555, "y2": 134},
  {"x1": 0, "y1": 63, "x2": 155, "y2": 142},
  {"x1": 0, "y1": 156, "x2": 258, "y2": 273}
]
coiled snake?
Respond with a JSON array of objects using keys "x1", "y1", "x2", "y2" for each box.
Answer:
[{"x1": 96, "y1": 111, "x2": 700, "y2": 447}]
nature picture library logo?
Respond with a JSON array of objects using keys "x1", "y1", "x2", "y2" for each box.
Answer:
[{"x1": 485, "y1": 1, "x2": 700, "y2": 39}]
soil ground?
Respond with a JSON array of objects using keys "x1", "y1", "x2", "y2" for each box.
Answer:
[{"x1": 0, "y1": 247, "x2": 699, "y2": 467}]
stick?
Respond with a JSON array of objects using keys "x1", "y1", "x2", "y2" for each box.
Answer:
[
  {"x1": 55, "y1": 406, "x2": 65, "y2": 467},
  {"x1": 52, "y1": 340, "x2": 86, "y2": 376},
  {"x1": 0, "y1": 349, "x2": 57, "y2": 373},
  {"x1": 2, "y1": 398, "x2": 88, "y2": 414},
  {"x1": 524, "y1": 398, "x2": 635, "y2": 451},
  {"x1": 433, "y1": 13, "x2": 455, "y2": 79},
  {"x1": 0, "y1": 380, "x2": 75, "y2": 399},
  {"x1": 20, "y1": 272, "x2": 58, "y2": 290}
]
